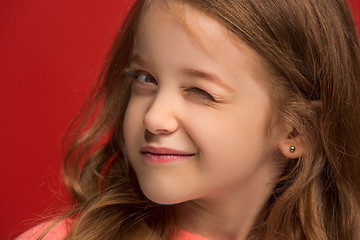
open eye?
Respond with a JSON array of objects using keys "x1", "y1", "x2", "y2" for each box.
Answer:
[
  {"x1": 133, "y1": 71, "x2": 157, "y2": 85},
  {"x1": 185, "y1": 87, "x2": 215, "y2": 102}
]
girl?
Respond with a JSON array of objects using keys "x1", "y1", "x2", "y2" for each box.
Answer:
[{"x1": 17, "y1": 0, "x2": 360, "y2": 239}]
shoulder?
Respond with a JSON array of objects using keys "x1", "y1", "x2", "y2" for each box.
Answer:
[{"x1": 15, "y1": 219, "x2": 73, "y2": 240}]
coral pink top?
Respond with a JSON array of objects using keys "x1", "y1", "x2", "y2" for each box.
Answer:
[
  {"x1": 15, "y1": 220, "x2": 209, "y2": 240},
  {"x1": 15, "y1": 220, "x2": 72, "y2": 240}
]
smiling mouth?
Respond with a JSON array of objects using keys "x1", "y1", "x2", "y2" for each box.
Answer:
[{"x1": 140, "y1": 146, "x2": 195, "y2": 163}]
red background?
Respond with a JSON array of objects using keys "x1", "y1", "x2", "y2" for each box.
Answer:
[{"x1": 0, "y1": 1, "x2": 359, "y2": 239}]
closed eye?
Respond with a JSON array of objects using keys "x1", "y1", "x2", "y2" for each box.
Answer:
[{"x1": 185, "y1": 87, "x2": 215, "y2": 101}]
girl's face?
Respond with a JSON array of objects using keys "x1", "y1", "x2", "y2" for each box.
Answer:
[{"x1": 123, "y1": 4, "x2": 283, "y2": 205}]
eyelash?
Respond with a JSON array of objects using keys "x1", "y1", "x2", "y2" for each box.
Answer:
[
  {"x1": 184, "y1": 87, "x2": 216, "y2": 101},
  {"x1": 126, "y1": 70, "x2": 216, "y2": 102},
  {"x1": 130, "y1": 70, "x2": 157, "y2": 84}
]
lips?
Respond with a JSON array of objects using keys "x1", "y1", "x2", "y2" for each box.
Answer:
[{"x1": 140, "y1": 146, "x2": 195, "y2": 163}]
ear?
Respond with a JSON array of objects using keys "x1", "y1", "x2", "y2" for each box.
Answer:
[
  {"x1": 277, "y1": 128, "x2": 306, "y2": 159},
  {"x1": 277, "y1": 100, "x2": 320, "y2": 159}
]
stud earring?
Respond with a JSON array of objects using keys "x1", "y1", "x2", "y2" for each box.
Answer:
[{"x1": 290, "y1": 146, "x2": 296, "y2": 152}]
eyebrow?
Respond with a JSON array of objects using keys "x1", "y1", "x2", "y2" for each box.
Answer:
[
  {"x1": 129, "y1": 54, "x2": 147, "y2": 67},
  {"x1": 130, "y1": 54, "x2": 233, "y2": 92},
  {"x1": 182, "y1": 68, "x2": 233, "y2": 92}
]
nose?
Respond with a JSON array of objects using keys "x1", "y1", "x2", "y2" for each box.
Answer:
[{"x1": 143, "y1": 93, "x2": 179, "y2": 135}]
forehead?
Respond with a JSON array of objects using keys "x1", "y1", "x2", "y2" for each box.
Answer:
[
  {"x1": 139, "y1": 0, "x2": 235, "y2": 53},
  {"x1": 136, "y1": 0, "x2": 267, "y2": 66}
]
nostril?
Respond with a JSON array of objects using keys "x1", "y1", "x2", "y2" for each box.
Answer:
[
  {"x1": 155, "y1": 129, "x2": 170, "y2": 134},
  {"x1": 144, "y1": 128, "x2": 171, "y2": 142}
]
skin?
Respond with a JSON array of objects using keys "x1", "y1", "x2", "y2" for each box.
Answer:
[{"x1": 123, "y1": 3, "x2": 291, "y2": 240}]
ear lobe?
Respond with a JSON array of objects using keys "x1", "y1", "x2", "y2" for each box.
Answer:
[
  {"x1": 276, "y1": 100, "x2": 319, "y2": 159},
  {"x1": 277, "y1": 130, "x2": 305, "y2": 159}
]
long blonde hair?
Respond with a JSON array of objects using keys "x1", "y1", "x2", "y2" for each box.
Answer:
[{"x1": 59, "y1": 0, "x2": 360, "y2": 239}]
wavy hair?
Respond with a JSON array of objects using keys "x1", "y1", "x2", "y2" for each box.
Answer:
[{"x1": 55, "y1": 0, "x2": 360, "y2": 239}]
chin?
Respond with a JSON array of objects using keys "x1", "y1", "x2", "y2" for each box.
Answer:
[
  {"x1": 139, "y1": 183, "x2": 190, "y2": 205},
  {"x1": 142, "y1": 189, "x2": 183, "y2": 205}
]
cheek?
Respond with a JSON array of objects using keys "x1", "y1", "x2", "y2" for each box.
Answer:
[
  {"x1": 187, "y1": 105, "x2": 269, "y2": 150},
  {"x1": 123, "y1": 109, "x2": 132, "y2": 146},
  {"x1": 185, "y1": 105, "x2": 270, "y2": 170},
  {"x1": 123, "y1": 97, "x2": 145, "y2": 150}
]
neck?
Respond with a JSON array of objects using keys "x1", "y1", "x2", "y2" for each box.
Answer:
[{"x1": 174, "y1": 165, "x2": 278, "y2": 240}]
